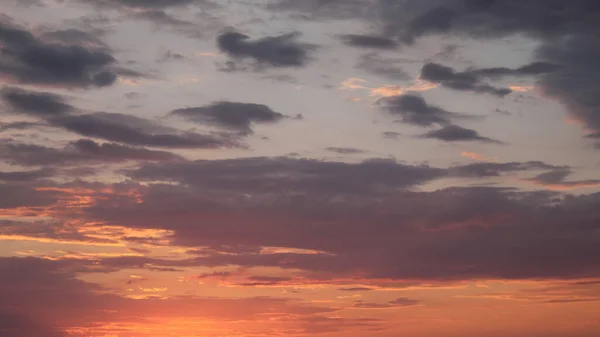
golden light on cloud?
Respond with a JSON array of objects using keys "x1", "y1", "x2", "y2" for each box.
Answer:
[
  {"x1": 461, "y1": 151, "x2": 498, "y2": 162},
  {"x1": 370, "y1": 80, "x2": 439, "y2": 98},
  {"x1": 118, "y1": 77, "x2": 140, "y2": 86},
  {"x1": 338, "y1": 77, "x2": 439, "y2": 100},
  {"x1": 339, "y1": 77, "x2": 369, "y2": 90},
  {"x1": 509, "y1": 85, "x2": 535, "y2": 93}
]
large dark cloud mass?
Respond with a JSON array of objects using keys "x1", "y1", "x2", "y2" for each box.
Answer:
[{"x1": 69, "y1": 156, "x2": 600, "y2": 281}]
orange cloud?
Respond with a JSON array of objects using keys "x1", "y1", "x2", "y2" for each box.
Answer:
[
  {"x1": 369, "y1": 80, "x2": 439, "y2": 98},
  {"x1": 338, "y1": 78, "x2": 439, "y2": 100},
  {"x1": 461, "y1": 151, "x2": 498, "y2": 162},
  {"x1": 509, "y1": 85, "x2": 535, "y2": 93}
]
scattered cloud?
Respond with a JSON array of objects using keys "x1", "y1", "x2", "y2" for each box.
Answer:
[
  {"x1": 421, "y1": 125, "x2": 504, "y2": 144},
  {"x1": 217, "y1": 31, "x2": 316, "y2": 69},
  {"x1": 0, "y1": 19, "x2": 137, "y2": 88},
  {"x1": 171, "y1": 101, "x2": 293, "y2": 134},
  {"x1": 340, "y1": 34, "x2": 398, "y2": 50}
]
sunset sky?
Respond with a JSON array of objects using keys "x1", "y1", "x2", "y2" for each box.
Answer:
[{"x1": 1, "y1": 1, "x2": 600, "y2": 336}]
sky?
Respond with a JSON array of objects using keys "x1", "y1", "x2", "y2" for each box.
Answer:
[{"x1": 1, "y1": 0, "x2": 600, "y2": 336}]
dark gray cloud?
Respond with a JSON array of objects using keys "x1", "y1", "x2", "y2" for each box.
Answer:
[
  {"x1": 525, "y1": 169, "x2": 600, "y2": 189},
  {"x1": 129, "y1": 157, "x2": 447, "y2": 195},
  {"x1": 0, "y1": 168, "x2": 55, "y2": 182},
  {"x1": 0, "y1": 19, "x2": 134, "y2": 88},
  {"x1": 382, "y1": 131, "x2": 401, "y2": 139},
  {"x1": 127, "y1": 157, "x2": 559, "y2": 199},
  {"x1": 420, "y1": 62, "x2": 512, "y2": 97},
  {"x1": 420, "y1": 61, "x2": 561, "y2": 97},
  {"x1": 1, "y1": 87, "x2": 73, "y2": 117},
  {"x1": 378, "y1": 0, "x2": 600, "y2": 43},
  {"x1": 325, "y1": 147, "x2": 366, "y2": 155},
  {"x1": 171, "y1": 102, "x2": 289, "y2": 134},
  {"x1": 421, "y1": 125, "x2": 504, "y2": 144},
  {"x1": 40, "y1": 28, "x2": 109, "y2": 50},
  {"x1": 0, "y1": 183, "x2": 60, "y2": 209},
  {"x1": 0, "y1": 88, "x2": 241, "y2": 149},
  {"x1": 51, "y1": 113, "x2": 238, "y2": 149},
  {"x1": 466, "y1": 62, "x2": 562, "y2": 78},
  {"x1": 0, "y1": 121, "x2": 42, "y2": 132},
  {"x1": 450, "y1": 161, "x2": 563, "y2": 178},
  {"x1": 0, "y1": 139, "x2": 183, "y2": 166},
  {"x1": 378, "y1": 94, "x2": 461, "y2": 127},
  {"x1": 536, "y1": 36, "x2": 600, "y2": 136},
  {"x1": 217, "y1": 31, "x2": 316, "y2": 68},
  {"x1": 340, "y1": 34, "x2": 398, "y2": 49}
]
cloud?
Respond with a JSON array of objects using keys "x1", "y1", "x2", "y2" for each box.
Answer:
[
  {"x1": 421, "y1": 125, "x2": 504, "y2": 144},
  {"x1": 338, "y1": 287, "x2": 374, "y2": 291},
  {"x1": 0, "y1": 168, "x2": 55, "y2": 182},
  {"x1": 83, "y1": 182, "x2": 600, "y2": 282},
  {"x1": 0, "y1": 139, "x2": 183, "y2": 166},
  {"x1": 371, "y1": 0, "x2": 600, "y2": 140},
  {"x1": 352, "y1": 297, "x2": 419, "y2": 309},
  {"x1": 53, "y1": 113, "x2": 240, "y2": 149},
  {"x1": 0, "y1": 183, "x2": 60, "y2": 209},
  {"x1": 0, "y1": 256, "x2": 339, "y2": 336},
  {"x1": 377, "y1": 94, "x2": 462, "y2": 126},
  {"x1": 536, "y1": 36, "x2": 600, "y2": 136},
  {"x1": 420, "y1": 62, "x2": 512, "y2": 97},
  {"x1": 0, "y1": 87, "x2": 73, "y2": 116},
  {"x1": 325, "y1": 147, "x2": 366, "y2": 155},
  {"x1": 128, "y1": 157, "x2": 447, "y2": 195},
  {"x1": 40, "y1": 28, "x2": 109, "y2": 50},
  {"x1": 0, "y1": 220, "x2": 120, "y2": 246},
  {"x1": 0, "y1": 19, "x2": 135, "y2": 88},
  {"x1": 525, "y1": 169, "x2": 600, "y2": 191},
  {"x1": 461, "y1": 151, "x2": 496, "y2": 162},
  {"x1": 419, "y1": 61, "x2": 561, "y2": 97},
  {"x1": 0, "y1": 88, "x2": 241, "y2": 149},
  {"x1": 340, "y1": 34, "x2": 398, "y2": 49},
  {"x1": 171, "y1": 101, "x2": 291, "y2": 134},
  {"x1": 74, "y1": 0, "x2": 206, "y2": 10},
  {"x1": 449, "y1": 161, "x2": 561, "y2": 178},
  {"x1": 129, "y1": 9, "x2": 196, "y2": 27},
  {"x1": 378, "y1": 0, "x2": 599, "y2": 43},
  {"x1": 0, "y1": 311, "x2": 67, "y2": 337},
  {"x1": 217, "y1": 31, "x2": 316, "y2": 68}
]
